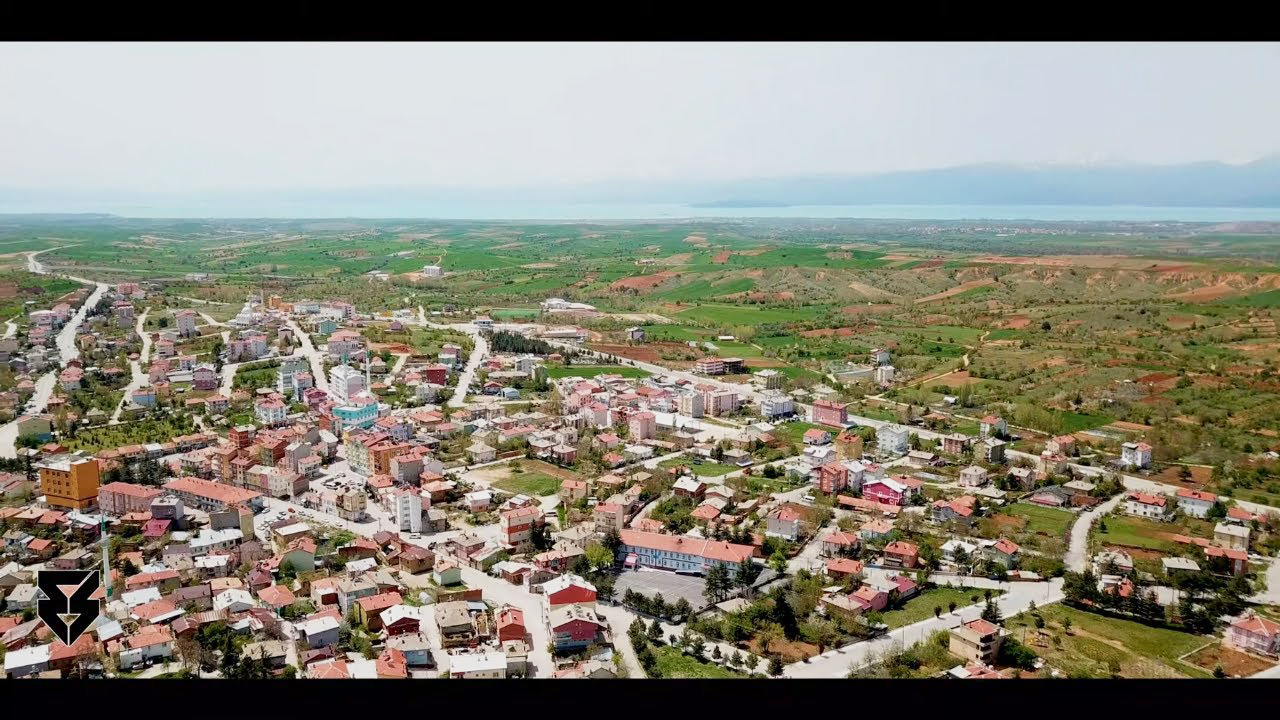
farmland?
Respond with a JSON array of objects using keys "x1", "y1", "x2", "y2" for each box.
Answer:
[{"x1": 8, "y1": 215, "x2": 1280, "y2": 506}]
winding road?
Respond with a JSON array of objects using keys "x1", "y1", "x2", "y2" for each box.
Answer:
[
  {"x1": 109, "y1": 308, "x2": 152, "y2": 424},
  {"x1": 0, "y1": 251, "x2": 109, "y2": 457}
]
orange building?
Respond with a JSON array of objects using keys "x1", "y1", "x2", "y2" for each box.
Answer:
[{"x1": 38, "y1": 454, "x2": 101, "y2": 511}]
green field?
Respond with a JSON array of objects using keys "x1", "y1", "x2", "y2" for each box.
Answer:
[
  {"x1": 1093, "y1": 515, "x2": 1176, "y2": 552},
  {"x1": 676, "y1": 304, "x2": 817, "y2": 326},
  {"x1": 1016, "y1": 605, "x2": 1212, "y2": 678},
  {"x1": 492, "y1": 473, "x2": 562, "y2": 497},
  {"x1": 773, "y1": 421, "x2": 828, "y2": 445},
  {"x1": 880, "y1": 587, "x2": 989, "y2": 629},
  {"x1": 543, "y1": 364, "x2": 650, "y2": 379},
  {"x1": 489, "y1": 307, "x2": 539, "y2": 319},
  {"x1": 1001, "y1": 503, "x2": 1075, "y2": 537},
  {"x1": 641, "y1": 324, "x2": 708, "y2": 342},
  {"x1": 652, "y1": 646, "x2": 746, "y2": 679}
]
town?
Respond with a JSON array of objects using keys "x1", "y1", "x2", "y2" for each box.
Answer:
[{"x1": 2, "y1": 260, "x2": 1278, "y2": 681}]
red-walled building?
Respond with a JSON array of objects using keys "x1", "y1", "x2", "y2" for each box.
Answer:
[
  {"x1": 811, "y1": 399, "x2": 847, "y2": 428},
  {"x1": 424, "y1": 364, "x2": 448, "y2": 386},
  {"x1": 543, "y1": 574, "x2": 597, "y2": 609},
  {"x1": 496, "y1": 606, "x2": 526, "y2": 643}
]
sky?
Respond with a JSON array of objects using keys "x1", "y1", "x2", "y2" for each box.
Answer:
[{"x1": 1, "y1": 42, "x2": 1278, "y2": 193}]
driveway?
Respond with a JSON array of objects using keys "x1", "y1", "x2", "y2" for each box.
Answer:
[{"x1": 1065, "y1": 492, "x2": 1125, "y2": 572}]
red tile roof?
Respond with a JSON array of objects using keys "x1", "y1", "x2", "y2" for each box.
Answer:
[{"x1": 964, "y1": 618, "x2": 1000, "y2": 636}]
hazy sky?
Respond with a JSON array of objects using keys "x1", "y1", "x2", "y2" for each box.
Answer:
[{"x1": 2, "y1": 42, "x2": 1278, "y2": 192}]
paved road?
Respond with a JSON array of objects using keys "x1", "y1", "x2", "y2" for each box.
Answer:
[
  {"x1": 784, "y1": 577, "x2": 1064, "y2": 678},
  {"x1": 284, "y1": 317, "x2": 330, "y2": 394},
  {"x1": 1065, "y1": 492, "x2": 1126, "y2": 573},
  {"x1": 110, "y1": 307, "x2": 151, "y2": 424},
  {"x1": 0, "y1": 256, "x2": 108, "y2": 457}
]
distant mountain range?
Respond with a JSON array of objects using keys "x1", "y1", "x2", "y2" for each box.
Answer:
[
  {"x1": 4, "y1": 157, "x2": 1280, "y2": 214},
  {"x1": 655, "y1": 157, "x2": 1280, "y2": 208}
]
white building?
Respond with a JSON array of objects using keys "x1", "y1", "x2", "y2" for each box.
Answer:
[
  {"x1": 758, "y1": 390, "x2": 795, "y2": 419},
  {"x1": 329, "y1": 364, "x2": 366, "y2": 406},
  {"x1": 1121, "y1": 442, "x2": 1153, "y2": 469},
  {"x1": 422, "y1": 265, "x2": 443, "y2": 278},
  {"x1": 876, "y1": 424, "x2": 909, "y2": 456},
  {"x1": 447, "y1": 650, "x2": 508, "y2": 679},
  {"x1": 174, "y1": 309, "x2": 199, "y2": 338},
  {"x1": 541, "y1": 298, "x2": 596, "y2": 312},
  {"x1": 1123, "y1": 492, "x2": 1172, "y2": 520},
  {"x1": 396, "y1": 487, "x2": 423, "y2": 534},
  {"x1": 875, "y1": 365, "x2": 896, "y2": 384},
  {"x1": 958, "y1": 466, "x2": 989, "y2": 487}
]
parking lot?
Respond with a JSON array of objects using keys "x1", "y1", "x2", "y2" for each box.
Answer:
[{"x1": 614, "y1": 567, "x2": 712, "y2": 613}]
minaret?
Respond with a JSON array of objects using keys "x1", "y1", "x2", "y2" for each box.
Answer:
[{"x1": 364, "y1": 350, "x2": 372, "y2": 396}]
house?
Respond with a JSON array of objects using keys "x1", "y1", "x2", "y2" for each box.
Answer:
[
  {"x1": 979, "y1": 416, "x2": 1007, "y2": 439},
  {"x1": 862, "y1": 477, "x2": 913, "y2": 506},
  {"x1": 851, "y1": 585, "x2": 889, "y2": 612},
  {"x1": 860, "y1": 519, "x2": 894, "y2": 541},
  {"x1": 1123, "y1": 491, "x2": 1172, "y2": 521},
  {"x1": 1226, "y1": 613, "x2": 1280, "y2": 658},
  {"x1": 387, "y1": 633, "x2": 434, "y2": 667},
  {"x1": 876, "y1": 425, "x2": 909, "y2": 456},
  {"x1": 825, "y1": 557, "x2": 865, "y2": 581},
  {"x1": 1121, "y1": 441, "x2": 1153, "y2": 469},
  {"x1": 949, "y1": 618, "x2": 1004, "y2": 664},
  {"x1": 467, "y1": 443, "x2": 497, "y2": 464},
  {"x1": 433, "y1": 559, "x2": 463, "y2": 586},
  {"x1": 811, "y1": 399, "x2": 847, "y2": 428},
  {"x1": 1204, "y1": 546, "x2": 1251, "y2": 576},
  {"x1": 547, "y1": 603, "x2": 609, "y2": 652},
  {"x1": 559, "y1": 479, "x2": 588, "y2": 503},
  {"x1": 1214, "y1": 522, "x2": 1251, "y2": 551},
  {"x1": 941, "y1": 539, "x2": 978, "y2": 565},
  {"x1": 882, "y1": 540, "x2": 919, "y2": 569},
  {"x1": 381, "y1": 604, "x2": 427, "y2": 637},
  {"x1": 447, "y1": 650, "x2": 507, "y2": 679},
  {"x1": 1093, "y1": 550, "x2": 1135, "y2": 576},
  {"x1": 672, "y1": 476, "x2": 706, "y2": 500},
  {"x1": 435, "y1": 601, "x2": 477, "y2": 648},
  {"x1": 803, "y1": 428, "x2": 832, "y2": 446},
  {"x1": 501, "y1": 506, "x2": 544, "y2": 545},
  {"x1": 931, "y1": 498, "x2": 975, "y2": 527},
  {"x1": 948, "y1": 662, "x2": 1006, "y2": 680},
  {"x1": 1176, "y1": 488, "x2": 1217, "y2": 519},
  {"x1": 1046, "y1": 435, "x2": 1075, "y2": 455},
  {"x1": 356, "y1": 591, "x2": 403, "y2": 632},
  {"x1": 979, "y1": 538, "x2": 1020, "y2": 569},
  {"x1": 820, "y1": 530, "x2": 860, "y2": 557},
  {"x1": 982, "y1": 437, "x2": 1006, "y2": 463},
  {"x1": 296, "y1": 614, "x2": 341, "y2": 649},
  {"x1": 543, "y1": 574, "x2": 598, "y2": 610},
  {"x1": 958, "y1": 465, "x2": 989, "y2": 488},
  {"x1": 765, "y1": 504, "x2": 806, "y2": 541},
  {"x1": 817, "y1": 462, "x2": 850, "y2": 495},
  {"x1": 496, "y1": 606, "x2": 527, "y2": 643}
]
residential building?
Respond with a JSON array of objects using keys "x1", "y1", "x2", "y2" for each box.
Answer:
[
  {"x1": 1214, "y1": 522, "x2": 1251, "y2": 551},
  {"x1": 1121, "y1": 442, "x2": 1153, "y2": 469},
  {"x1": 37, "y1": 454, "x2": 100, "y2": 511},
  {"x1": 949, "y1": 619, "x2": 1005, "y2": 664},
  {"x1": 876, "y1": 425, "x2": 909, "y2": 456},
  {"x1": 547, "y1": 603, "x2": 609, "y2": 652},
  {"x1": 1176, "y1": 488, "x2": 1217, "y2": 519},
  {"x1": 1123, "y1": 491, "x2": 1172, "y2": 521},
  {"x1": 1226, "y1": 613, "x2": 1280, "y2": 658},
  {"x1": 811, "y1": 399, "x2": 847, "y2": 428}
]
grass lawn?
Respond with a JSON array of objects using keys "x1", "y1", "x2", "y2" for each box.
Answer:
[
  {"x1": 1011, "y1": 605, "x2": 1212, "y2": 678},
  {"x1": 652, "y1": 646, "x2": 746, "y2": 678},
  {"x1": 772, "y1": 421, "x2": 826, "y2": 445},
  {"x1": 1050, "y1": 410, "x2": 1114, "y2": 433},
  {"x1": 489, "y1": 307, "x2": 539, "y2": 319},
  {"x1": 880, "y1": 587, "x2": 992, "y2": 629},
  {"x1": 642, "y1": 324, "x2": 709, "y2": 342},
  {"x1": 1092, "y1": 514, "x2": 1176, "y2": 552},
  {"x1": 676, "y1": 303, "x2": 815, "y2": 326},
  {"x1": 1002, "y1": 503, "x2": 1075, "y2": 537},
  {"x1": 492, "y1": 472, "x2": 562, "y2": 497},
  {"x1": 543, "y1": 364, "x2": 650, "y2": 379},
  {"x1": 657, "y1": 455, "x2": 743, "y2": 478}
]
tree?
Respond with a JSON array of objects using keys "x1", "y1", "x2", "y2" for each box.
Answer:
[
  {"x1": 1041, "y1": 321, "x2": 1052, "y2": 332},
  {"x1": 1206, "y1": 501, "x2": 1228, "y2": 521},
  {"x1": 1213, "y1": 664, "x2": 1227, "y2": 678},
  {"x1": 769, "y1": 550, "x2": 788, "y2": 574},
  {"x1": 602, "y1": 527, "x2": 622, "y2": 554},
  {"x1": 948, "y1": 600, "x2": 957, "y2": 613},
  {"x1": 688, "y1": 635, "x2": 706, "y2": 661},
  {"x1": 768, "y1": 656, "x2": 784, "y2": 677},
  {"x1": 584, "y1": 542, "x2": 614, "y2": 573},
  {"x1": 980, "y1": 600, "x2": 1003, "y2": 624},
  {"x1": 1062, "y1": 617, "x2": 1072, "y2": 635},
  {"x1": 933, "y1": 606, "x2": 942, "y2": 619},
  {"x1": 647, "y1": 619, "x2": 663, "y2": 645},
  {"x1": 529, "y1": 522, "x2": 552, "y2": 552},
  {"x1": 704, "y1": 563, "x2": 733, "y2": 604},
  {"x1": 673, "y1": 597, "x2": 692, "y2": 622},
  {"x1": 755, "y1": 623, "x2": 782, "y2": 656},
  {"x1": 712, "y1": 646, "x2": 722, "y2": 660}
]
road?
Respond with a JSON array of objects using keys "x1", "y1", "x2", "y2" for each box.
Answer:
[
  {"x1": 0, "y1": 256, "x2": 108, "y2": 457},
  {"x1": 2, "y1": 316, "x2": 16, "y2": 339},
  {"x1": 447, "y1": 330, "x2": 487, "y2": 408},
  {"x1": 1065, "y1": 492, "x2": 1126, "y2": 572},
  {"x1": 109, "y1": 308, "x2": 151, "y2": 424},
  {"x1": 284, "y1": 317, "x2": 329, "y2": 394},
  {"x1": 784, "y1": 577, "x2": 1064, "y2": 678}
]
